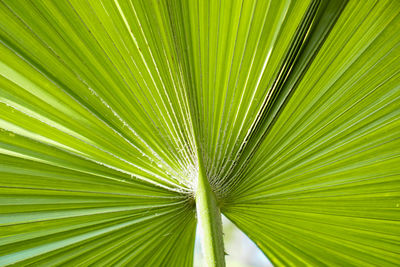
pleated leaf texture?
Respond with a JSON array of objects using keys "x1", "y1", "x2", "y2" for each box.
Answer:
[{"x1": 1, "y1": 0, "x2": 399, "y2": 266}]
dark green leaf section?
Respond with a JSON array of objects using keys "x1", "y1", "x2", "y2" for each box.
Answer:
[
  {"x1": 224, "y1": 0, "x2": 400, "y2": 265},
  {"x1": 221, "y1": 0, "x2": 349, "y2": 191}
]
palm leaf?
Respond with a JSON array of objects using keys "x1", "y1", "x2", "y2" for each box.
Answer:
[
  {"x1": 223, "y1": 1, "x2": 400, "y2": 265},
  {"x1": 1, "y1": 0, "x2": 399, "y2": 266}
]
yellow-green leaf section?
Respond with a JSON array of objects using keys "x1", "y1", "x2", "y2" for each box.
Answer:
[{"x1": 0, "y1": 0, "x2": 399, "y2": 266}]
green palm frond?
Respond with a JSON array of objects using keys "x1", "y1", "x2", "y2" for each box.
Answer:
[{"x1": 1, "y1": 0, "x2": 399, "y2": 266}]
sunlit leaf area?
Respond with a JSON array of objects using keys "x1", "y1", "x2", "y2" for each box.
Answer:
[{"x1": 0, "y1": 0, "x2": 399, "y2": 266}]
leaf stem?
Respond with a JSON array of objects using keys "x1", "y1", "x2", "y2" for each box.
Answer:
[{"x1": 195, "y1": 152, "x2": 225, "y2": 267}]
